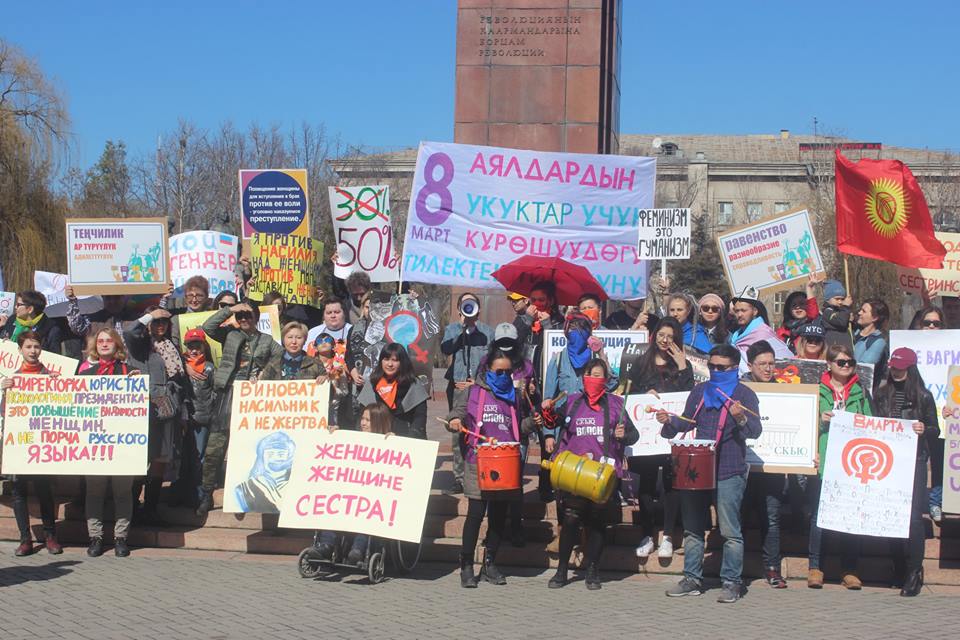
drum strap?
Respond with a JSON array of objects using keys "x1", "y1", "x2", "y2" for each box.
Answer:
[
  {"x1": 475, "y1": 387, "x2": 520, "y2": 445},
  {"x1": 566, "y1": 394, "x2": 613, "y2": 461},
  {"x1": 691, "y1": 398, "x2": 730, "y2": 445}
]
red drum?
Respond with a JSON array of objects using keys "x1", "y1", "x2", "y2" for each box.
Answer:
[
  {"x1": 476, "y1": 442, "x2": 522, "y2": 492},
  {"x1": 671, "y1": 440, "x2": 716, "y2": 491}
]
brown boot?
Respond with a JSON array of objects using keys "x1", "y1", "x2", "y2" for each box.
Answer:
[
  {"x1": 807, "y1": 569, "x2": 824, "y2": 589},
  {"x1": 841, "y1": 573, "x2": 862, "y2": 590}
]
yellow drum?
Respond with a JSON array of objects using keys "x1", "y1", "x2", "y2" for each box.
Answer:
[{"x1": 540, "y1": 450, "x2": 616, "y2": 504}]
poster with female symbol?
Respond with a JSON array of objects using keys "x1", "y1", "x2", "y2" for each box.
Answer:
[
  {"x1": 363, "y1": 293, "x2": 439, "y2": 387},
  {"x1": 817, "y1": 411, "x2": 917, "y2": 538}
]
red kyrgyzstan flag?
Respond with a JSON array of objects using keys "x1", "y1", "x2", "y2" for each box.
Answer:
[{"x1": 835, "y1": 151, "x2": 945, "y2": 268}]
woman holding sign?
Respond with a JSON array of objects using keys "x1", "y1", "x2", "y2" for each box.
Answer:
[
  {"x1": 873, "y1": 348, "x2": 938, "y2": 597},
  {"x1": 809, "y1": 343, "x2": 872, "y2": 589},
  {"x1": 543, "y1": 359, "x2": 639, "y2": 590},
  {"x1": 446, "y1": 347, "x2": 536, "y2": 588},
  {"x1": 627, "y1": 317, "x2": 694, "y2": 559},
  {"x1": 910, "y1": 305, "x2": 947, "y2": 524}
]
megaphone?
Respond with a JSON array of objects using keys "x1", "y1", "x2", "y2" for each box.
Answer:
[{"x1": 459, "y1": 297, "x2": 480, "y2": 318}]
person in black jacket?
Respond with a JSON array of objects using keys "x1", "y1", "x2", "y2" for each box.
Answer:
[
  {"x1": 627, "y1": 317, "x2": 694, "y2": 559},
  {"x1": 356, "y1": 343, "x2": 428, "y2": 439},
  {"x1": 0, "y1": 290, "x2": 64, "y2": 354},
  {"x1": 872, "y1": 348, "x2": 939, "y2": 597}
]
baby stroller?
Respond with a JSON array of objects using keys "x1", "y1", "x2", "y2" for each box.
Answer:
[{"x1": 296, "y1": 530, "x2": 421, "y2": 584}]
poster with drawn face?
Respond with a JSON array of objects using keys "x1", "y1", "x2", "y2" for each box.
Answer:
[{"x1": 361, "y1": 293, "x2": 440, "y2": 387}]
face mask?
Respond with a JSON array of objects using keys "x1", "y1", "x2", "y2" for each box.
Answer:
[
  {"x1": 703, "y1": 368, "x2": 740, "y2": 410},
  {"x1": 566, "y1": 329, "x2": 591, "y2": 369},
  {"x1": 485, "y1": 369, "x2": 516, "y2": 402},
  {"x1": 533, "y1": 300, "x2": 550, "y2": 313},
  {"x1": 582, "y1": 307, "x2": 601, "y2": 328},
  {"x1": 582, "y1": 376, "x2": 607, "y2": 409}
]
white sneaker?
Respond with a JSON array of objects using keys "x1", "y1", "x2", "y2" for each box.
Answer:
[
  {"x1": 635, "y1": 536, "x2": 655, "y2": 558},
  {"x1": 931, "y1": 505, "x2": 943, "y2": 523},
  {"x1": 658, "y1": 536, "x2": 674, "y2": 558}
]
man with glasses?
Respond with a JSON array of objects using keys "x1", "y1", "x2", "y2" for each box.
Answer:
[
  {"x1": 657, "y1": 344, "x2": 762, "y2": 603},
  {"x1": 0, "y1": 290, "x2": 64, "y2": 354}
]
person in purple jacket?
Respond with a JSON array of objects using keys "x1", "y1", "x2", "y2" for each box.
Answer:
[
  {"x1": 447, "y1": 347, "x2": 536, "y2": 589},
  {"x1": 656, "y1": 343, "x2": 762, "y2": 603},
  {"x1": 543, "y1": 358, "x2": 639, "y2": 591}
]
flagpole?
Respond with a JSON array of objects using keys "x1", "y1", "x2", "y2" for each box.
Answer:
[{"x1": 843, "y1": 254, "x2": 855, "y2": 345}]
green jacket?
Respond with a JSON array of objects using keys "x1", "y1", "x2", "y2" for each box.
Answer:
[
  {"x1": 817, "y1": 377, "x2": 872, "y2": 476},
  {"x1": 202, "y1": 307, "x2": 283, "y2": 392},
  {"x1": 259, "y1": 353, "x2": 324, "y2": 381}
]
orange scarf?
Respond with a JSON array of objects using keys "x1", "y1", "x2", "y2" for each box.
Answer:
[
  {"x1": 185, "y1": 353, "x2": 206, "y2": 376},
  {"x1": 375, "y1": 378, "x2": 398, "y2": 409}
]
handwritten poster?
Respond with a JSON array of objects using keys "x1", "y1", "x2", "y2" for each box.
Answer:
[
  {"x1": 624, "y1": 392, "x2": 693, "y2": 457},
  {"x1": 279, "y1": 430, "x2": 439, "y2": 543},
  {"x1": 744, "y1": 383, "x2": 819, "y2": 473},
  {"x1": 542, "y1": 329, "x2": 648, "y2": 383},
  {"x1": 1, "y1": 374, "x2": 150, "y2": 475},
  {"x1": 400, "y1": 141, "x2": 656, "y2": 299},
  {"x1": 889, "y1": 329, "x2": 960, "y2": 417},
  {"x1": 222, "y1": 380, "x2": 330, "y2": 514},
  {"x1": 240, "y1": 169, "x2": 310, "y2": 240},
  {"x1": 169, "y1": 230, "x2": 238, "y2": 297},
  {"x1": 65, "y1": 218, "x2": 169, "y2": 295},
  {"x1": 329, "y1": 185, "x2": 399, "y2": 282},
  {"x1": 943, "y1": 365, "x2": 960, "y2": 514},
  {"x1": 636, "y1": 208, "x2": 690, "y2": 259},
  {"x1": 715, "y1": 207, "x2": 824, "y2": 295},
  {"x1": 0, "y1": 340, "x2": 79, "y2": 377},
  {"x1": 248, "y1": 233, "x2": 324, "y2": 306},
  {"x1": 897, "y1": 231, "x2": 960, "y2": 297},
  {"x1": 817, "y1": 411, "x2": 917, "y2": 538}
]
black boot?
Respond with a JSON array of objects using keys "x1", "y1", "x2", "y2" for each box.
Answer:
[
  {"x1": 480, "y1": 548, "x2": 506, "y2": 585},
  {"x1": 114, "y1": 537, "x2": 130, "y2": 558},
  {"x1": 900, "y1": 567, "x2": 924, "y2": 597},
  {"x1": 548, "y1": 565, "x2": 569, "y2": 589},
  {"x1": 585, "y1": 563, "x2": 602, "y2": 590},
  {"x1": 460, "y1": 554, "x2": 478, "y2": 588},
  {"x1": 195, "y1": 491, "x2": 213, "y2": 517},
  {"x1": 87, "y1": 536, "x2": 104, "y2": 558},
  {"x1": 142, "y1": 476, "x2": 164, "y2": 525}
]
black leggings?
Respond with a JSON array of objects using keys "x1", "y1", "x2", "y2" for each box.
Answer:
[
  {"x1": 461, "y1": 498, "x2": 508, "y2": 558},
  {"x1": 557, "y1": 496, "x2": 612, "y2": 570}
]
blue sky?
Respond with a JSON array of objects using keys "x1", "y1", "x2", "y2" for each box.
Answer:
[{"x1": 4, "y1": 1, "x2": 958, "y2": 168}]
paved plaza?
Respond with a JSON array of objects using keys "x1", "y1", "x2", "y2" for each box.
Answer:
[{"x1": 0, "y1": 542, "x2": 954, "y2": 640}]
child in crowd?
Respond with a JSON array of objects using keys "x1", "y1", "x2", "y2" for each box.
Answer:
[{"x1": 179, "y1": 328, "x2": 215, "y2": 508}]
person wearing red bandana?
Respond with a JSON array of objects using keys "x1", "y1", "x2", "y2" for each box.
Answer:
[
  {"x1": 0, "y1": 331, "x2": 63, "y2": 556},
  {"x1": 542, "y1": 359, "x2": 638, "y2": 590},
  {"x1": 515, "y1": 281, "x2": 564, "y2": 374}
]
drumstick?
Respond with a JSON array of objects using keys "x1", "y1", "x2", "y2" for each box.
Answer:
[
  {"x1": 714, "y1": 388, "x2": 761, "y2": 418},
  {"x1": 644, "y1": 405, "x2": 697, "y2": 424},
  {"x1": 435, "y1": 418, "x2": 496, "y2": 443},
  {"x1": 615, "y1": 379, "x2": 632, "y2": 425}
]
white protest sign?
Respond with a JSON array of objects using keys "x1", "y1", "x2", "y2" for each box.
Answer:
[
  {"x1": 897, "y1": 231, "x2": 960, "y2": 297},
  {"x1": 715, "y1": 207, "x2": 825, "y2": 294},
  {"x1": 636, "y1": 208, "x2": 690, "y2": 259},
  {"x1": 817, "y1": 411, "x2": 917, "y2": 538},
  {"x1": 168, "y1": 230, "x2": 238, "y2": 297},
  {"x1": 944, "y1": 365, "x2": 960, "y2": 514},
  {"x1": 401, "y1": 141, "x2": 656, "y2": 299},
  {"x1": 34, "y1": 271, "x2": 101, "y2": 318},
  {"x1": 542, "y1": 329, "x2": 648, "y2": 383},
  {"x1": 889, "y1": 329, "x2": 960, "y2": 418},
  {"x1": 1, "y1": 374, "x2": 150, "y2": 476},
  {"x1": 279, "y1": 430, "x2": 439, "y2": 543},
  {"x1": 0, "y1": 340, "x2": 79, "y2": 377},
  {"x1": 329, "y1": 185, "x2": 399, "y2": 283},
  {"x1": 65, "y1": 217, "x2": 169, "y2": 294},
  {"x1": 0, "y1": 291, "x2": 14, "y2": 317},
  {"x1": 625, "y1": 392, "x2": 692, "y2": 456},
  {"x1": 222, "y1": 380, "x2": 331, "y2": 514},
  {"x1": 744, "y1": 383, "x2": 819, "y2": 473}
]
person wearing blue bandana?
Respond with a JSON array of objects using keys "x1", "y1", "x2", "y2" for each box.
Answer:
[
  {"x1": 541, "y1": 313, "x2": 616, "y2": 501},
  {"x1": 655, "y1": 344, "x2": 762, "y2": 604},
  {"x1": 446, "y1": 347, "x2": 536, "y2": 588}
]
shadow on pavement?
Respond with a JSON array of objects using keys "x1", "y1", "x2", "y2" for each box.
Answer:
[{"x1": 0, "y1": 560, "x2": 82, "y2": 587}]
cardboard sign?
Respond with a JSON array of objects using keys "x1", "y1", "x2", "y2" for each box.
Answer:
[
  {"x1": 716, "y1": 207, "x2": 825, "y2": 294},
  {"x1": 279, "y1": 430, "x2": 439, "y2": 543},
  {"x1": 542, "y1": 329, "x2": 648, "y2": 384},
  {"x1": 240, "y1": 169, "x2": 310, "y2": 240},
  {"x1": 1, "y1": 374, "x2": 150, "y2": 475},
  {"x1": 0, "y1": 340, "x2": 79, "y2": 377},
  {"x1": 817, "y1": 411, "x2": 917, "y2": 538},
  {"x1": 744, "y1": 383, "x2": 819, "y2": 474},
  {"x1": 168, "y1": 230, "x2": 238, "y2": 297},
  {"x1": 65, "y1": 218, "x2": 169, "y2": 295},
  {"x1": 636, "y1": 208, "x2": 690, "y2": 259},
  {"x1": 400, "y1": 141, "x2": 656, "y2": 300},
  {"x1": 329, "y1": 185, "x2": 399, "y2": 283},
  {"x1": 943, "y1": 365, "x2": 960, "y2": 514},
  {"x1": 624, "y1": 392, "x2": 693, "y2": 456},
  {"x1": 248, "y1": 233, "x2": 324, "y2": 306},
  {"x1": 897, "y1": 231, "x2": 960, "y2": 297},
  {"x1": 222, "y1": 380, "x2": 331, "y2": 514}
]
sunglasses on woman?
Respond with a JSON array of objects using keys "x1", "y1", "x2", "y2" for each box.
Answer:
[
  {"x1": 700, "y1": 305, "x2": 722, "y2": 313},
  {"x1": 832, "y1": 358, "x2": 856, "y2": 368},
  {"x1": 923, "y1": 319, "x2": 943, "y2": 328}
]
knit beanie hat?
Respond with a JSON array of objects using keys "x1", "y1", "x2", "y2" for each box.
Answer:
[{"x1": 823, "y1": 280, "x2": 846, "y2": 301}]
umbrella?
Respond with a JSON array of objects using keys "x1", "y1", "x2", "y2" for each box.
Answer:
[{"x1": 490, "y1": 256, "x2": 608, "y2": 306}]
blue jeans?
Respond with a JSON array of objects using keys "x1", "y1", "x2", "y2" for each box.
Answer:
[
  {"x1": 758, "y1": 474, "x2": 787, "y2": 568},
  {"x1": 193, "y1": 425, "x2": 210, "y2": 502},
  {"x1": 680, "y1": 473, "x2": 747, "y2": 585}
]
